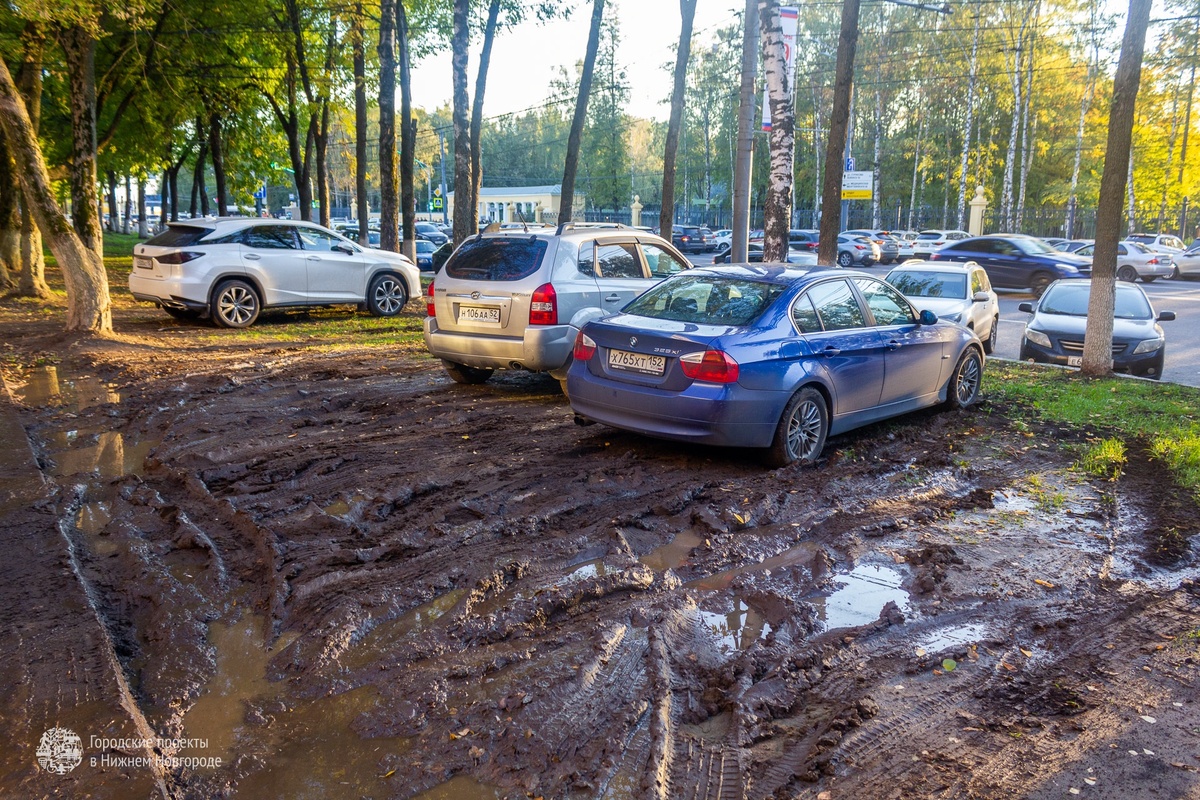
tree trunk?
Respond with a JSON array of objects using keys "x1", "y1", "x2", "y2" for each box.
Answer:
[
  {"x1": 1157, "y1": 86, "x2": 1180, "y2": 232},
  {"x1": 137, "y1": 178, "x2": 148, "y2": 238},
  {"x1": 209, "y1": 113, "x2": 227, "y2": 215},
  {"x1": 1067, "y1": 5, "x2": 1099, "y2": 238},
  {"x1": 660, "y1": 0, "x2": 698, "y2": 245},
  {"x1": 759, "y1": 0, "x2": 794, "y2": 262},
  {"x1": 13, "y1": 21, "x2": 47, "y2": 296},
  {"x1": 353, "y1": 1, "x2": 369, "y2": 244},
  {"x1": 399, "y1": 0, "x2": 417, "y2": 257},
  {"x1": 956, "y1": 7, "x2": 980, "y2": 230},
  {"x1": 18, "y1": 204, "x2": 47, "y2": 297},
  {"x1": 732, "y1": 0, "x2": 759, "y2": 262},
  {"x1": 60, "y1": 25, "x2": 103, "y2": 258},
  {"x1": 1083, "y1": 0, "x2": 1151, "y2": 378},
  {"x1": 169, "y1": 164, "x2": 180, "y2": 222},
  {"x1": 818, "y1": 0, "x2": 860, "y2": 266},
  {"x1": 559, "y1": 0, "x2": 607, "y2": 224},
  {"x1": 909, "y1": 114, "x2": 924, "y2": 230},
  {"x1": 1126, "y1": 151, "x2": 1136, "y2": 230},
  {"x1": 872, "y1": 89, "x2": 882, "y2": 229},
  {"x1": 190, "y1": 118, "x2": 208, "y2": 218},
  {"x1": 468, "y1": 0, "x2": 502, "y2": 243},
  {"x1": 107, "y1": 170, "x2": 118, "y2": 232},
  {"x1": 379, "y1": 0, "x2": 399, "y2": 251},
  {"x1": 1015, "y1": 18, "x2": 1037, "y2": 232},
  {"x1": 316, "y1": 100, "x2": 331, "y2": 227},
  {"x1": 0, "y1": 56, "x2": 111, "y2": 332},
  {"x1": 160, "y1": 167, "x2": 170, "y2": 229},
  {"x1": 451, "y1": 0, "x2": 472, "y2": 242},
  {"x1": 123, "y1": 174, "x2": 131, "y2": 234},
  {"x1": 0, "y1": 126, "x2": 17, "y2": 288}
]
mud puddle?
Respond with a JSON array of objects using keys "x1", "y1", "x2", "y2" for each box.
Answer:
[
  {"x1": 812, "y1": 563, "x2": 912, "y2": 631},
  {"x1": 12, "y1": 364, "x2": 121, "y2": 411}
]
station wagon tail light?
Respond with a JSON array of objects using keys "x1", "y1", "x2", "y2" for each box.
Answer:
[
  {"x1": 573, "y1": 331, "x2": 596, "y2": 360},
  {"x1": 426, "y1": 280, "x2": 435, "y2": 317},
  {"x1": 530, "y1": 283, "x2": 557, "y2": 325},
  {"x1": 155, "y1": 251, "x2": 205, "y2": 264},
  {"x1": 679, "y1": 350, "x2": 740, "y2": 384}
]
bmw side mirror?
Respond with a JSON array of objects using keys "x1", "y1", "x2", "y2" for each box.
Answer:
[
  {"x1": 1158, "y1": 311, "x2": 1176, "y2": 322},
  {"x1": 972, "y1": 291, "x2": 990, "y2": 303},
  {"x1": 918, "y1": 309, "x2": 938, "y2": 325},
  {"x1": 1018, "y1": 302, "x2": 1034, "y2": 313}
]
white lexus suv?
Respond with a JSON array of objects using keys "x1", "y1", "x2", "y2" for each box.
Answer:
[{"x1": 129, "y1": 218, "x2": 420, "y2": 327}]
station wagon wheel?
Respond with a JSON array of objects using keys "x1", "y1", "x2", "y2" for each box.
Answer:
[
  {"x1": 944, "y1": 348, "x2": 983, "y2": 410},
  {"x1": 836, "y1": 251, "x2": 853, "y2": 268},
  {"x1": 442, "y1": 360, "x2": 494, "y2": 385},
  {"x1": 367, "y1": 272, "x2": 408, "y2": 316},
  {"x1": 983, "y1": 315, "x2": 999, "y2": 355},
  {"x1": 211, "y1": 279, "x2": 260, "y2": 328},
  {"x1": 765, "y1": 386, "x2": 828, "y2": 468}
]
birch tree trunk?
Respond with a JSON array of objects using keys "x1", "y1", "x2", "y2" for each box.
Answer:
[
  {"x1": 1066, "y1": 6, "x2": 1099, "y2": 238},
  {"x1": 353, "y1": 1, "x2": 369, "y2": 243},
  {"x1": 732, "y1": 0, "x2": 759, "y2": 262},
  {"x1": 1126, "y1": 152, "x2": 1136, "y2": 231},
  {"x1": 468, "y1": 0, "x2": 501, "y2": 242},
  {"x1": 1157, "y1": 86, "x2": 1180, "y2": 231},
  {"x1": 909, "y1": 110, "x2": 923, "y2": 230},
  {"x1": 451, "y1": 0, "x2": 473, "y2": 242},
  {"x1": 811, "y1": 81, "x2": 822, "y2": 229},
  {"x1": 559, "y1": 0, "x2": 606, "y2": 224},
  {"x1": 1015, "y1": 17, "x2": 1038, "y2": 232},
  {"x1": 956, "y1": 6, "x2": 981, "y2": 230},
  {"x1": 0, "y1": 56, "x2": 111, "y2": 332},
  {"x1": 759, "y1": 0, "x2": 794, "y2": 261},
  {"x1": 1084, "y1": 0, "x2": 1151, "y2": 378},
  {"x1": 660, "y1": 0, "x2": 698, "y2": 244},
  {"x1": 872, "y1": 89, "x2": 882, "y2": 229},
  {"x1": 399, "y1": 0, "x2": 417, "y2": 257}
]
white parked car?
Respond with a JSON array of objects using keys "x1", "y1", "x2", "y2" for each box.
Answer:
[
  {"x1": 891, "y1": 230, "x2": 919, "y2": 261},
  {"x1": 885, "y1": 260, "x2": 1000, "y2": 354},
  {"x1": 1073, "y1": 241, "x2": 1174, "y2": 283},
  {"x1": 1125, "y1": 233, "x2": 1185, "y2": 255},
  {"x1": 912, "y1": 229, "x2": 972, "y2": 259},
  {"x1": 129, "y1": 218, "x2": 420, "y2": 327}
]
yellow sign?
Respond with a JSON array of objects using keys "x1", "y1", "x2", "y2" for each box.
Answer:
[{"x1": 841, "y1": 189, "x2": 872, "y2": 200}]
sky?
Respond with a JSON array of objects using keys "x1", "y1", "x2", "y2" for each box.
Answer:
[{"x1": 408, "y1": 1, "x2": 745, "y2": 123}]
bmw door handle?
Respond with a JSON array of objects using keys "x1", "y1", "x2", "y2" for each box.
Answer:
[
  {"x1": 821, "y1": 346, "x2": 841, "y2": 357},
  {"x1": 886, "y1": 340, "x2": 901, "y2": 350},
  {"x1": 244, "y1": 253, "x2": 261, "y2": 260},
  {"x1": 604, "y1": 293, "x2": 622, "y2": 302}
]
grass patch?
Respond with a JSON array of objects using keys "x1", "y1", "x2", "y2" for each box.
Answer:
[
  {"x1": 1077, "y1": 438, "x2": 1127, "y2": 481},
  {"x1": 987, "y1": 361, "x2": 1200, "y2": 498}
]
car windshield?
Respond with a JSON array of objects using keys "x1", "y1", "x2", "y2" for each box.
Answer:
[
  {"x1": 1018, "y1": 238, "x2": 1059, "y2": 254},
  {"x1": 887, "y1": 271, "x2": 968, "y2": 299},
  {"x1": 1039, "y1": 283, "x2": 1152, "y2": 319},
  {"x1": 445, "y1": 237, "x2": 548, "y2": 281},
  {"x1": 623, "y1": 275, "x2": 787, "y2": 326}
]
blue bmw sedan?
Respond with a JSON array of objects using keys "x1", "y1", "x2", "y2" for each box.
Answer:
[{"x1": 567, "y1": 265, "x2": 984, "y2": 467}]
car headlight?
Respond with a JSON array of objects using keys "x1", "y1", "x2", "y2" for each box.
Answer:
[
  {"x1": 1024, "y1": 328, "x2": 1051, "y2": 347},
  {"x1": 1131, "y1": 337, "x2": 1164, "y2": 354},
  {"x1": 1053, "y1": 263, "x2": 1080, "y2": 273}
]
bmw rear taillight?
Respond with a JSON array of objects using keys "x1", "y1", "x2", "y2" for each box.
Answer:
[
  {"x1": 530, "y1": 283, "x2": 557, "y2": 325},
  {"x1": 156, "y1": 251, "x2": 204, "y2": 264},
  {"x1": 426, "y1": 280, "x2": 436, "y2": 317},
  {"x1": 573, "y1": 331, "x2": 596, "y2": 361},
  {"x1": 679, "y1": 350, "x2": 739, "y2": 384}
]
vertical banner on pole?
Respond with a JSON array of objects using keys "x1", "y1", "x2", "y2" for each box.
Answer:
[{"x1": 761, "y1": 7, "x2": 799, "y2": 131}]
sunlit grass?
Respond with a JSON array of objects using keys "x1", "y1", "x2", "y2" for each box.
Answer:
[
  {"x1": 1077, "y1": 438, "x2": 1127, "y2": 481},
  {"x1": 987, "y1": 361, "x2": 1200, "y2": 497}
]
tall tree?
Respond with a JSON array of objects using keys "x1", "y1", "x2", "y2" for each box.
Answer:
[
  {"x1": 1082, "y1": 0, "x2": 1152, "y2": 377},
  {"x1": 379, "y1": 0, "x2": 400, "y2": 250},
  {"x1": 352, "y1": 0, "x2": 369, "y2": 243},
  {"x1": 468, "y1": 0, "x2": 502, "y2": 238},
  {"x1": 0, "y1": 57, "x2": 111, "y2": 332},
  {"x1": 732, "y1": 0, "x2": 759, "y2": 262},
  {"x1": 660, "y1": 0, "x2": 697, "y2": 244},
  {"x1": 451, "y1": 0, "x2": 472, "y2": 241},
  {"x1": 759, "y1": 0, "x2": 794, "y2": 261},
  {"x1": 399, "y1": 0, "x2": 417, "y2": 256},
  {"x1": 817, "y1": 0, "x2": 859, "y2": 265},
  {"x1": 559, "y1": 0, "x2": 606, "y2": 223}
]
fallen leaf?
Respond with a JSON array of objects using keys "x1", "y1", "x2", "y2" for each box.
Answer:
[
  {"x1": 933, "y1": 668, "x2": 944, "y2": 675},
  {"x1": 915, "y1": 647, "x2": 926, "y2": 657},
  {"x1": 1129, "y1": 750, "x2": 1140, "y2": 756},
  {"x1": 1144, "y1": 749, "x2": 1155, "y2": 756},
  {"x1": 999, "y1": 661, "x2": 1017, "y2": 672},
  {"x1": 1069, "y1": 789, "x2": 1080, "y2": 795},
  {"x1": 1084, "y1": 778, "x2": 1097, "y2": 786},
  {"x1": 381, "y1": 769, "x2": 396, "y2": 779},
  {"x1": 1034, "y1": 579, "x2": 1055, "y2": 588},
  {"x1": 1140, "y1": 715, "x2": 1157, "y2": 724},
  {"x1": 1019, "y1": 648, "x2": 1033, "y2": 657}
]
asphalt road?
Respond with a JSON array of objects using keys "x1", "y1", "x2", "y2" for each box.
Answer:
[{"x1": 695, "y1": 251, "x2": 1200, "y2": 387}]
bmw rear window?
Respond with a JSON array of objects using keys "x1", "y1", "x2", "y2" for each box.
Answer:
[
  {"x1": 146, "y1": 225, "x2": 214, "y2": 246},
  {"x1": 624, "y1": 275, "x2": 786, "y2": 325},
  {"x1": 445, "y1": 237, "x2": 548, "y2": 281}
]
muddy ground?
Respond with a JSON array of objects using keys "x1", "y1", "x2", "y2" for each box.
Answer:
[{"x1": 1, "y1": 304, "x2": 1199, "y2": 800}]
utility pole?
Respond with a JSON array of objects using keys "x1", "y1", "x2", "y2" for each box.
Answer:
[{"x1": 732, "y1": 0, "x2": 759, "y2": 263}]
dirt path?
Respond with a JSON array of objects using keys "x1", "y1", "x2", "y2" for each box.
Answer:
[{"x1": 1, "y1": 317, "x2": 1198, "y2": 799}]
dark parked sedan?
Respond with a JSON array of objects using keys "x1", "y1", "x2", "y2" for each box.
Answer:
[
  {"x1": 930, "y1": 233, "x2": 1091, "y2": 296},
  {"x1": 1017, "y1": 280, "x2": 1174, "y2": 379},
  {"x1": 567, "y1": 265, "x2": 984, "y2": 466}
]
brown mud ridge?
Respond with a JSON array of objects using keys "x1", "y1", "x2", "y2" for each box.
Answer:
[{"x1": 2, "y1": 344, "x2": 1199, "y2": 799}]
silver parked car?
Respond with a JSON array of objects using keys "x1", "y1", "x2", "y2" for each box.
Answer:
[
  {"x1": 423, "y1": 223, "x2": 693, "y2": 391},
  {"x1": 129, "y1": 218, "x2": 420, "y2": 327},
  {"x1": 836, "y1": 234, "x2": 877, "y2": 267},
  {"x1": 1073, "y1": 241, "x2": 1174, "y2": 283},
  {"x1": 885, "y1": 260, "x2": 1000, "y2": 354},
  {"x1": 844, "y1": 229, "x2": 901, "y2": 264},
  {"x1": 912, "y1": 229, "x2": 972, "y2": 259}
]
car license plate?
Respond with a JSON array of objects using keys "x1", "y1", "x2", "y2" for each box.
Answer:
[
  {"x1": 458, "y1": 305, "x2": 500, "y2": 325},
  {"x1": 608, "y1": 349, "x2": 666, "y2": 376},
  {"x1": 1067, "y1": 356, "x2": 1082, "y2": 367},
  {"x1": 134, "y1": 256, "x2": 153, "y2": 270}
]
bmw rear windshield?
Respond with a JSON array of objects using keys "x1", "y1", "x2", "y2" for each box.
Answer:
[
  {"x1": 445, "y1": 237, "x2": 549, "y2": 281},
  {"x1": 623, "y1": 275, "x2": 787, "y2": 326},
  {"x1": 145, "y1": 225, "x2": 214, "y2": 247}
]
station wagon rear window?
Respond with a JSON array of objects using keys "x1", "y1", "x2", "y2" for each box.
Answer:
[{"x1": 446, "y1": 238, "x2": 548, "y2": 281}]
